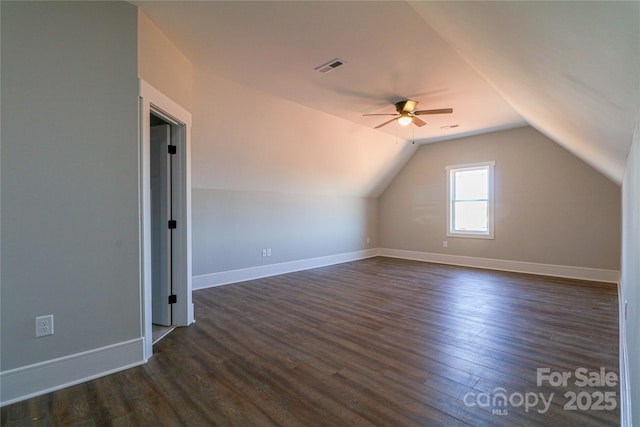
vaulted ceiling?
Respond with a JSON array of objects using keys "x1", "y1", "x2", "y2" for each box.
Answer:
[{"x1": 135, "y1": 1, "x2": 639, "y2": 186}]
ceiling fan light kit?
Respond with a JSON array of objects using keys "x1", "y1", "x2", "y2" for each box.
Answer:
[
  {"x1": 397, "y1": 114, "x2": 413, "y2": 126},
  {"x1": 363, "y1": 100, "x2": 453, "y2": 129}
]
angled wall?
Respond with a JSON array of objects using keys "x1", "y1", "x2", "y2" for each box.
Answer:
[{"x1": 138, "y1": 9, "x2": 193, "y2": 111}]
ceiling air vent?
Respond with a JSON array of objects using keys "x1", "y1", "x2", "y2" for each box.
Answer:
[{"x1": 314, "y1": 58, "x2": 345, "y2": 73}]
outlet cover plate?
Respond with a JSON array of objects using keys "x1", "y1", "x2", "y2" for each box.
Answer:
[{"x1": 36, "y1": 315, "x2": 54, "y2": 337}]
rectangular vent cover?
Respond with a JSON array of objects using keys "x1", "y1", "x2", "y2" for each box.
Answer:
[{"x1": 314, "y1": 58, "x2": 345, "y2": 73}]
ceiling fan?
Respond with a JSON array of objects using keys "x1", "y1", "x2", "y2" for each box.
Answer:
[{"x1": 363, "y1": 100, "x2": 453, "y2": 129}]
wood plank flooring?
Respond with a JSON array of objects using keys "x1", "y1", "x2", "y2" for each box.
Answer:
[{"x1": 2, "y1": 257, "x2": 620, "y2": 426}]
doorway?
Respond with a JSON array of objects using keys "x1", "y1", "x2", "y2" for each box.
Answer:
[{"x1": 139, "y1": 80, "x2": 194, "y2": 361}]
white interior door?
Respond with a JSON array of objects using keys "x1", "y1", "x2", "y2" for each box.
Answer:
[{"x1": 151, "y1": 124, "x2": 172, "y2": 326}]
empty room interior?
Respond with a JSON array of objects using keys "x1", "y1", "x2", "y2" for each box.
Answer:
[{"x1": 1, "y1": 1, "x2": 639, "y2": 426}]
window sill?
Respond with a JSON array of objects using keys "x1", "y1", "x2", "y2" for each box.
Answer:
[{"x1": 447, "y1": 232, "x2": 494, "y2": 240}]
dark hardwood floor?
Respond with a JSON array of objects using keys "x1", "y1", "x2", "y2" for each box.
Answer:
[{"x1": 2, "y1": 257, "x2": 620, "y2": 426}]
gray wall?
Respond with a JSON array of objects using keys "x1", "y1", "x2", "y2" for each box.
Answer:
[
  {"x1": 622, "y1": 117, "x2": 640, "y2": 423},
  {"x1": 379, "y1": 126, "x2": 621, "y2": 270},
  {"x1": 192, "y1": 189, "x2": 377, "y2": 275},
  {"x1": 1, "y1": 1, "x2": 140, "y2": 370},
  {"x1": 190, "y1": 66, "x2": 386, "y2": 279}
]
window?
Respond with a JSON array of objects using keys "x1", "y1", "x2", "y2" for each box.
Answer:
[{"x1": 446, "y1": 161, "x2": 495, "y2": 239}]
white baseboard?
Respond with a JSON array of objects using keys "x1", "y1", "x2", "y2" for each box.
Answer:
[
  {"x1": 2, "y1": 251, "x2": 619, "y2": 408},
  {"x1": 618, "y1": 280, "x2": 632, "y2": 426},
  {"x1": 378, "y1": 248, "x2": 620, "y2": 283},
  {"x1": 193, "y1": 249, "x2": 378, "y2": 290},
  {"x1": 194, "y1": 248, "x2": 620, "y2": 289},
  {"x1": 1, "y1": 338, "x2": 145, "y2": 406}
]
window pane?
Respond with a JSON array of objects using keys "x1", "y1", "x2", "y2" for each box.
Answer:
[
  {"x1": 454, "y1": 169, "x2": 488, "y2": 200},
  {"x1": 454, "y1": 201, "x2": 488, "y2": 232}
]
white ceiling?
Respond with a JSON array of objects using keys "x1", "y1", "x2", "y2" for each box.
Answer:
[
  {"x1": 410, "y1": 1, "x2": 640, "y2": 184},
  {"x1": 135, "y1": 0, "x2": 639, "y2": 184}
]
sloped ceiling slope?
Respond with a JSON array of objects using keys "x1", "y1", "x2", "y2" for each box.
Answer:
[
  {"x1": 191, "y1": 68, "x2": 419, "y2": 197},
  {"x1": 135, "y1": 1, "x2": 638, "y2": 193},
  {"x1": 133, "y1": 1, "x2": 525, "y2": 197},
  {"x1": 411, "y1": 1, "x2": 640, "y2": 184},
  {"x1": 133, "y1": 1, "x2": 524, "y2": 141}
]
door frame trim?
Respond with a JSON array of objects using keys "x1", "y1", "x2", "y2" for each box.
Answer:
[{"x1": 139, "y1": 80, "x2": 193, "y2": 360}]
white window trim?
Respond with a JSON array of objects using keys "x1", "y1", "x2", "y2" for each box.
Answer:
[{"x1": 445, "y1": 161, "x2": 495, "y2": 239}]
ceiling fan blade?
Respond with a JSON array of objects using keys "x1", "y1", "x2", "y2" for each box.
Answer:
[
  {"x1": 363, "y1": 113, "x2": 398, "y2": 116},
  {"x1": 374, "y1": 117, "x2": 399, "y2": 129},
  {"x1": 413, "y1": 108, "x2": 453, "y2": 115},
  {"x1": 412, "y1": 117, "x2": 427, "y2": 127}
]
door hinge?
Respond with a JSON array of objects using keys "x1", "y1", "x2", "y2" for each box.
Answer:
[
  {"x1": 168, "y1": 295, "x2": 177, "y2": 304},
  {"x1": 168, "y1": 145, "x2": 177, "y2": 155},
  {"x1": 168, "y1": 220, "x2": 177, "y2": 229}
]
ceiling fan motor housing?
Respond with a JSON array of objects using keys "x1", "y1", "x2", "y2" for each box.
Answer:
[{"x1": 395, "y1": 100, "x2": 418, "y2": 113}]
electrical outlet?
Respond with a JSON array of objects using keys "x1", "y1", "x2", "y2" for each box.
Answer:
[
  {"x1": 262, "y1": 249, "x2": 267, "y2": 257},
  {"x1": 267, "y1": 248, "x2": 272, "y2": 257},
  {"x1": 443, "y1": 241, "x2": 448, "y2": 248},
  {"x1": 35, "y1": 315, "x2": 54, "y2": 338}
]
